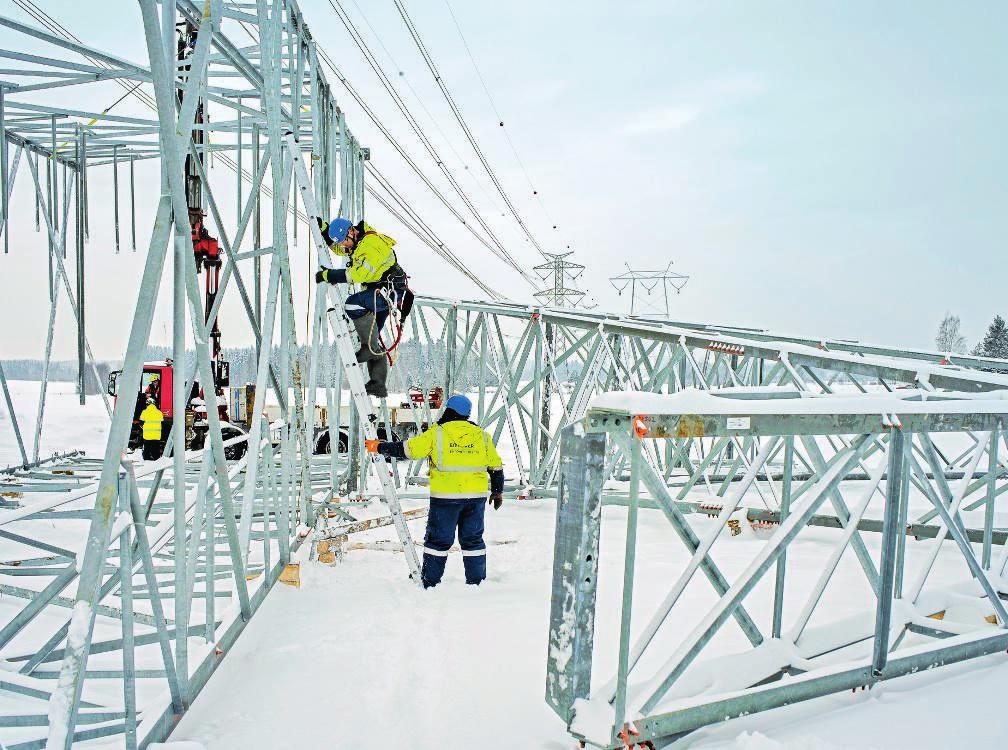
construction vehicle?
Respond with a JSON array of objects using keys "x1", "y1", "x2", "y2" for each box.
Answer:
[
  {"x1": 408, "y1": 385, "x2": 443, "y2": 410},
  {"x1": 107, "y1": 358, "x2": 246, "y2": 460},
  {"x1": 105, "y1": 20, "x2": 246, "y2": 462}
]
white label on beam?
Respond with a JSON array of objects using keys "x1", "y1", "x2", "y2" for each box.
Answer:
[{"x1": 726, "y1": 417, "x2": 751, "y2": 430}]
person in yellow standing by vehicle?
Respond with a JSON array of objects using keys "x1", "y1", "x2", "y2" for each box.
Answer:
[
  {"x1": 366, "y1": 394, "x2": 504, "y2": 588},
  {"x1": 139, "y1": 397, "x2": 164, "y2": 460},
  {"x1": 314, "y1": 217, "x2": 414, "y2": 398}
]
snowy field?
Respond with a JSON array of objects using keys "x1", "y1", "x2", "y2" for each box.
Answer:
[
  {"x1": 2, "y1": 383, "x2": 1008, "y2": 749},
  {"x1": 0, "y1": 380, "x2": 111, "y2": 467},
  {"x1": 169, "y1": 507, "x2": 1008, "y2": 750}
]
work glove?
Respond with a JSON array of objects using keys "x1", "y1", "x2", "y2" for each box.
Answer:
[
  {"x1": 488, "y1": 492, "x2": 503, "y2": 511},
  {"x1": 315, "y1": 268, "x2": 328, "y2": 284},
  {"x1": 365, "y1": 439, "x2": 379, "y2": 453},
  {"x1": 315, "y1": 216, "x2": 328, "y2": 238}
]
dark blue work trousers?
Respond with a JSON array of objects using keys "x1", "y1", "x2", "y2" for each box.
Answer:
[
  {"x1": 344, "y1": 288, "x2": 390, "y2": 324},
  {"x1": 344, "y1": 277, "x2": 408, "y2": 328},
  {"x1": 421, "y1": 498, "x2": 486, "y2": 588}
]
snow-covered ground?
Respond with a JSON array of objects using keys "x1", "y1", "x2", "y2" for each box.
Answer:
[
  {"x1": 0, "y1": 380, "x2": 110, "y2": 467},
  {"x1": 166, "y1": 502, "x2": 1008, "y2": 750},
  {"x1": 2, "y1": 384, "x2": 1008, "y2": 748}
]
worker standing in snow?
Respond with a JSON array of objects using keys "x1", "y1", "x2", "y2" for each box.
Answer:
[
  {"x1": 314, "y1": 217, "x2": 413, "y2": 398},
  {"x1": 139, "y1": 398, "x2": 164, "y2": 460},
  {"x1": 366, "y1": 394, "x2": 504, "y2": 588}
]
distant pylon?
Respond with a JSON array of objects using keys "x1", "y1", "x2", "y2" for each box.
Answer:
[
  {"x1": 609, "y1": 261, "x2": 688, "y2": 317},
  {"x1": 534, "y1": 251, "x2": 585, "y2": 308},
  {"x1": 532, "y1": 250, "x2": 584, "y2": 463}
]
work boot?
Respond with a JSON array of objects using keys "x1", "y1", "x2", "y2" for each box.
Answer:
[
  {"x1": 366, "y1": 355, "x2": 389, "y2": 398},
  {"x1": 365, "y1": 382, "x2": 388, "y2": 398}
]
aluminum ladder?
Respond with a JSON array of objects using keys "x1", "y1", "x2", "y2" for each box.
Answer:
[{"x1": 285, "y1": 133, "x2": 423, "y2": 584}]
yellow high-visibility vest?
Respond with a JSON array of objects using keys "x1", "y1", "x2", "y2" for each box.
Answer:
[
  {"x1": 140, "y1": 403, "x2": 164, "y2": 441},
  {"x1": 405, "y1": 421, "x2": 503, "y2": 500}
]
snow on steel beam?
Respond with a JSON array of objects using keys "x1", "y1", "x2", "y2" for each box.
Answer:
[
  {"x1": 552, "y1": 385, "x2": 1008, "y2": 747},
  {"x1": 413, "y1": 296, "x2": 1008, "y2": 392}
]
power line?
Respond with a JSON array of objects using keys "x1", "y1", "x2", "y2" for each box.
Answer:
[
  {"x1": 324, "y1": 0, "x2": 538, "y2": 288},
  {"x1": 365, "y1": 164, "x2": 502, "y2": 300},
  {"x1": 314, "y1": 47, "x2": 536, "y2": 293},
  {"x1": 316, "y1": 47, "x2": 493, "y2": 246},
  {"x1": 441, "y1": 1, "x2": 562, "y2": 237},
  {"x1": 241, "y1": 14, "x2": 523, "y2": 299},
  {"x1": 349, "y1": 1, "x2": 508, "y2": 220},
  {"x1": 367, "y1": 182, "x2": 494, "y2": 298},
  {"x1": 392, "y1": 0, "x2": 550, "y2": 257},
  {"x1": 346, "y1": 0, "x2": 504, "y2": 217}
]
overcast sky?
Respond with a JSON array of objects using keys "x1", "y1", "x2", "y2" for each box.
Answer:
[{"x1": 0, "y1": 0, "x2": 1004, "y2": 360}]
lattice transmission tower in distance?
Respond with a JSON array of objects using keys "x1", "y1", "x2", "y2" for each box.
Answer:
[
  {"x1": 534, "y1": 251, "x2": 586, "y2": 308},
  {"x1": 609, "y1": 261, "x2": 689, "y2": 317},
  {"x1": 530, "y1": 251, "x2": 585, "y2": 470}
]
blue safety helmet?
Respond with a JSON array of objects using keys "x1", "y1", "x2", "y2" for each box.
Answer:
[
  {"x1": 326, "y1": 217, "x2": 354, "y2": 244},
  {"x1": 445, "y1": 394, "x2": 472, "y2": 418}
]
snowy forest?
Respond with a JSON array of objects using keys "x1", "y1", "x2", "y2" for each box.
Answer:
[
  {"x1": 0, "y1": 338, "x2": 573, "y2": 390},
  {"x1": 5, "y1": 315, "x2": 1006, "y2": 387}
]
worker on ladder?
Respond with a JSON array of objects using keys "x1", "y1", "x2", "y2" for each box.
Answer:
[
  {"x1": 366, "y1": 394, "x2": 504, "y2": 588},
  {"x1": 315, "y1": 217, "x2": 413, "y2": 398},
  {"x1": 139, "y1": 398, "x2": 164, "y2": 461}
]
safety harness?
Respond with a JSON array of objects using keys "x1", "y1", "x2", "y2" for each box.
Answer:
[{"x1": 342, "y1": 229, "x2": 414, "y2": 361}]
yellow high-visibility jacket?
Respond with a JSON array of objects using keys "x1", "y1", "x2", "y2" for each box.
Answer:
[
  {"x1": 405, "y1": 421, "x2": 503, "y2": 500},
  {"x1": 140, "y1": 403, "x2": 164, "y2": 441},
  {"x1": 330, "y1": 222, "x2": 398, "y2": 285}
]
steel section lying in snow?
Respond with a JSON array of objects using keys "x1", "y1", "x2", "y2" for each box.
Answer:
[
  {"x1": 404, "y1": 295, "x2": 1008, "y2": 495},
  {"x1": 546, "y1": 392, "x2": 1008, "y2": 748}
]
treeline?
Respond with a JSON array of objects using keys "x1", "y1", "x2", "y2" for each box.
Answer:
[
  {"x1": 0, "y1": 359, "x2": 113, "y2": 391},
  {"x1": 209, "y1": 340, "x2": 579, "y2": 389},
  {"x1": 139, "y1": 341, "x2": 491, "y2": 389},
  {"x1": 2, "y1": 341, "x2": 581, "y2": 389}
]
